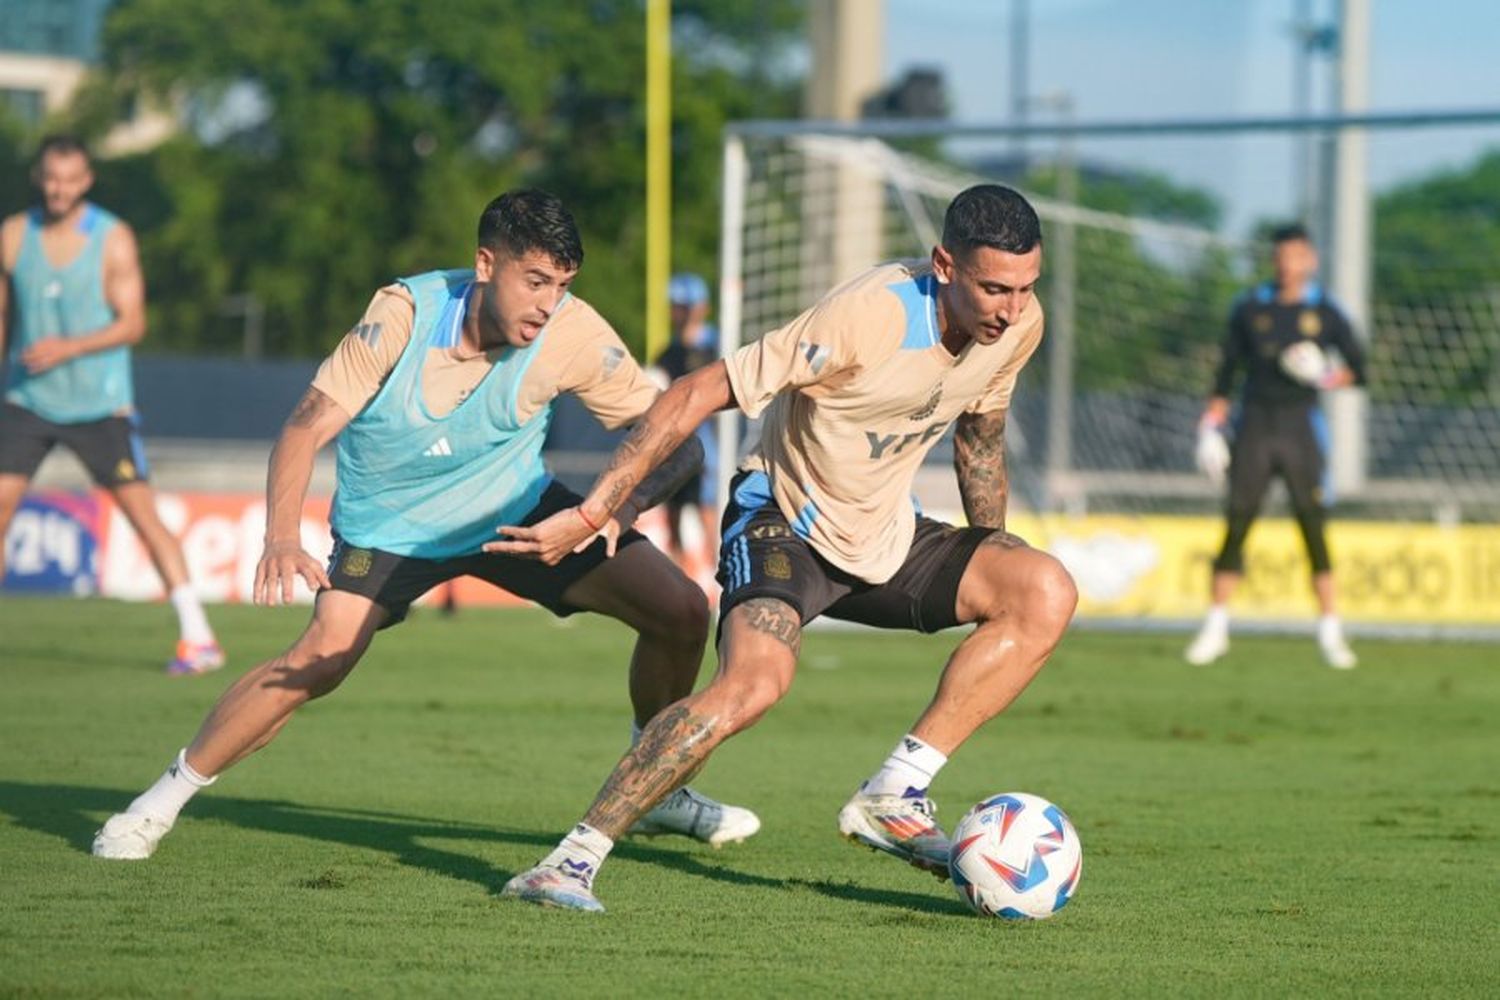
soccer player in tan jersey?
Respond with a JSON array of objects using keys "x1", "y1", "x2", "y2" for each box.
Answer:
[
  {"x1": 92, "y1": 190, "x2": 758, "y2": 864},
  {"x1": 495, "y1": 185, "x2": 1078, "y2": 912}
]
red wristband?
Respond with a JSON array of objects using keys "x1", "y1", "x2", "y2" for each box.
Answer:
[{"x1": 576, "y1": 506, "x2": 604, "y2": 532}]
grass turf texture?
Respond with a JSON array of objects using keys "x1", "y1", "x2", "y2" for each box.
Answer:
[{"x1": 1, "y1": 597, "x2": 1496, "y2": 998}]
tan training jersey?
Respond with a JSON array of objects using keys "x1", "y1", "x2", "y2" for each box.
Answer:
[
  {"x1": 313, "y1": 284, "x2": 657, "y2": 429},
  {"x1": 724, "y1": 260, "x2": 1044, "y2": 584}
]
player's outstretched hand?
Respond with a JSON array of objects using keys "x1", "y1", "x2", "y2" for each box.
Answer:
[
  {"x1": 254, "y1": 540, "x2": 331, "y2": 606},
  {"x1": 486, "y1": 505, "x2": 633, "y2": 564}
]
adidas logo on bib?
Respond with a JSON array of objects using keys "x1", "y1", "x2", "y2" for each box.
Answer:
[{"x1": 423, "y1": 437, "x2": 453, "y2": 457}]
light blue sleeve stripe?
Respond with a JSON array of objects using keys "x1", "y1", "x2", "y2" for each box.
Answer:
[{"x1": 792, "y1": 500, "x2": 819, "y2": 539}]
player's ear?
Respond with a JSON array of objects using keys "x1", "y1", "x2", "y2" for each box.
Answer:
[
  {"x1": 474, "y1": 245, "x2": 497, "y2": 281},
  {"x1": 932, "y1": 244, "x2": 954, "y2": 285}
]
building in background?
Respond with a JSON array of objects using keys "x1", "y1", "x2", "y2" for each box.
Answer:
[
  {"x1": 0, "y1": 0, "x2": 172, "y2": 153},
  {"x1": 0, "y1": 0, "x2": 111, "y2": 124}
]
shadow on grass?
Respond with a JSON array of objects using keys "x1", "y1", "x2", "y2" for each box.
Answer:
[{"x1": 0, "y1": 780, "x2": 958, "y2": 915}]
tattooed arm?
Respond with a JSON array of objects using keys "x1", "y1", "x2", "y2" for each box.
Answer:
[
  {"x1": 953, "y1": 408, "x2": 1010, "y2": 531},
  {"x1": 613, "y1": 432, "x2": 705, "y2": 527},
  {"x1": 488, "y1": 362, "x2": 734, "y2": 563},
  {"x1": 255, "y1": 386, "x2": 351, "y2": 604},
  {"x1": 587, "y1": 362, "x2": 733, "y2": 523}
]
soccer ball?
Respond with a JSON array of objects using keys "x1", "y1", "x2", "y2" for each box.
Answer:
[
  {"x1": 948, "y1": 792, "x2": 1082, "y2": 919},
  {"x1": 1279, "y1": 340, "x2": 1330, "y2": 387}
]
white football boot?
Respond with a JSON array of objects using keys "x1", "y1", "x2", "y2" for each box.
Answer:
[
  {"x1": 630, "y1": 787, "x2": 761, "y2": 847},
  {"x1": 837, "y1": 784, "x2": 951, "y2": 877},
  {"x1": 1185, "y1": 618, "x2": 1230, "y2": 666},
  {"x1": 92, "y1": 813, "x2": 173, "y2": 860},
  {"x1": 1318, "y1": 619, "x2": 1358, "y2": 670},
  {"x1": 502, "y1": 861, "x2": 605, "y2": 913}
]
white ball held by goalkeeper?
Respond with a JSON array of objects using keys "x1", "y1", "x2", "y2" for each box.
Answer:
[{"x1": 1279, "y1": 340, "x2": 1333, "y2": 388}]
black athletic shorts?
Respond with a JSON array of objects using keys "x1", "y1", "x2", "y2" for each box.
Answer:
[
  {"x1": 326, "y1": 479, "x2": 647, "y2": 627},
  {"x1": 1227, "y1": 400, "x2": 1329, "y2": 514},
  {"x1": 0, "y1": 401, "x2": 149, "y2": 486},
  {"x1": 715, "y1": 469, "x2": 992, "y2": 638}
]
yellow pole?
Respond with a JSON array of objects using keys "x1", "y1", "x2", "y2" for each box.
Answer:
[{"x1": 644, "y1": 0, "x2": 671, "y2": 363}]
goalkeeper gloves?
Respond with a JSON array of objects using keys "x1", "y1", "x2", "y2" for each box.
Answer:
[{"x1": 1195, "y1": 418, "x2": 1231, "y2": 486}]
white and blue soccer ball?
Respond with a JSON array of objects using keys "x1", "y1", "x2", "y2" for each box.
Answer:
[
  {"x1": 1279, "y1": 340, "x2": 1331, "y2": 387},
  {"x1": 948, "y1": 792, "x2": 1082, "y2": 920}
]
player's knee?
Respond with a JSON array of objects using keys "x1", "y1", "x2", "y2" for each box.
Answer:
[
  {"x1": 657, "y1": 576, "x2": 710, "y2": 645},
  {"x1": 709, "y1": 668, "x2": 790, "y2": 733},
  {"x1": 974, "y1": 550, "x2": 1076, "y2": 639},
  {"x1": 1026, "y1": 553, "x2": 1078, "y2": 639},
  {"x1": 1225, "y1": 501, "x2": 1258, "y2": 522}
]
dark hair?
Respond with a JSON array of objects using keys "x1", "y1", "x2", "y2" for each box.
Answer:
[
  {"x1": 941, "y1": 184, "x2": 1042, "y2": 256},
  {"x1": 477, "y1": 189, "x2": 583, "y2": 270},
  {"x1": 35, "y1": 133, "x2": 92, "y2": 167},
  {"x1": 1270, "y1": 222, "x2": 1312, "y2": 246}
]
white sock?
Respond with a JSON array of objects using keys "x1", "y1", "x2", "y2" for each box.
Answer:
[
  {"x1": 1318, "y1": 615, "x2": 1344, "y2": 644},
  {"x1": 126, "y1": 749, "x2": 216, "y2": 824},
  {"x1": 864, "y1": 734, "x2": 948, "y2": 796},
  {"x1": 539, "y1": 822, "x2": 615, "y2": 881},
  {"x1": 1204, "y1": 605, "x2": 1230, "y2": 634},
  {"x1": 170, "y1": 584, "x2": 216, "y2": 646}
]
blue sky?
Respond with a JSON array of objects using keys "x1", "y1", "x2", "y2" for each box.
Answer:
[{"x1": 885, "y1": 0, "x2": 1500, "y2": 235}]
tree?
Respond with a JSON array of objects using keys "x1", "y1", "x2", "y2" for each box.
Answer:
[
  {"x1": 1370, "y1": 149, "x2": 1500, "y2": 404},
  {"x1": 1020, "y1": 161, "x2": 1240, "y2": 397},
  {"x1": 60, "y1": 0, "x2": 803, "y2": 357}
]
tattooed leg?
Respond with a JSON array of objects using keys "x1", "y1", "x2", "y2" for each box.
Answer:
[
  {"x1": 580, "y1": 597, "x2": 803, "y2": 838},
  {"x1": 581, "y1": 704, "x2": 720, "y2": 835}
]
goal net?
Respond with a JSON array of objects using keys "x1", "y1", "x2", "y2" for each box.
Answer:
[{"x1": 715, "y1": 123, "x2": 1500, "y2": 634}]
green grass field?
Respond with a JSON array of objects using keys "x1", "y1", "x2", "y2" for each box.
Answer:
[{"x1": 1, "y1": 598, "x2": 1496, "y2": 998}]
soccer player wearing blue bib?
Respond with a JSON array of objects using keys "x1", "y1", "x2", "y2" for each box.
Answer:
[
  {"x1": 92, "y1": 190, "x2": 759, "y2": 861},
  {"x1": 0, "y1": 135, "x2": 224, "y2": 675}
]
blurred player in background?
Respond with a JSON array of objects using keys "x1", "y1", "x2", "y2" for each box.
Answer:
[
  {"x1": 494, "y1": 184, "x2": 1078, "y2": 913},
  {"x1": 0, "y1": 135, "x2": 224, "y2": 676},
  {"x1": 1188, "y1": 223, "x2": 1367, "y2": 669},
  {"x1": 650, "y1": 272, "x2": 720, "y2": 571},
  {"x1": 92, "y1": 189, "x2": 758, "y2": 861}
]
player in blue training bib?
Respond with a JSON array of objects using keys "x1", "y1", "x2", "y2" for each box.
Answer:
[
  {"x1": 0, "y1": 134, "x2": 224, "y2": 674},
  {"x1": 92, "y1": 189, "x2": 761, "y2": 867}
]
